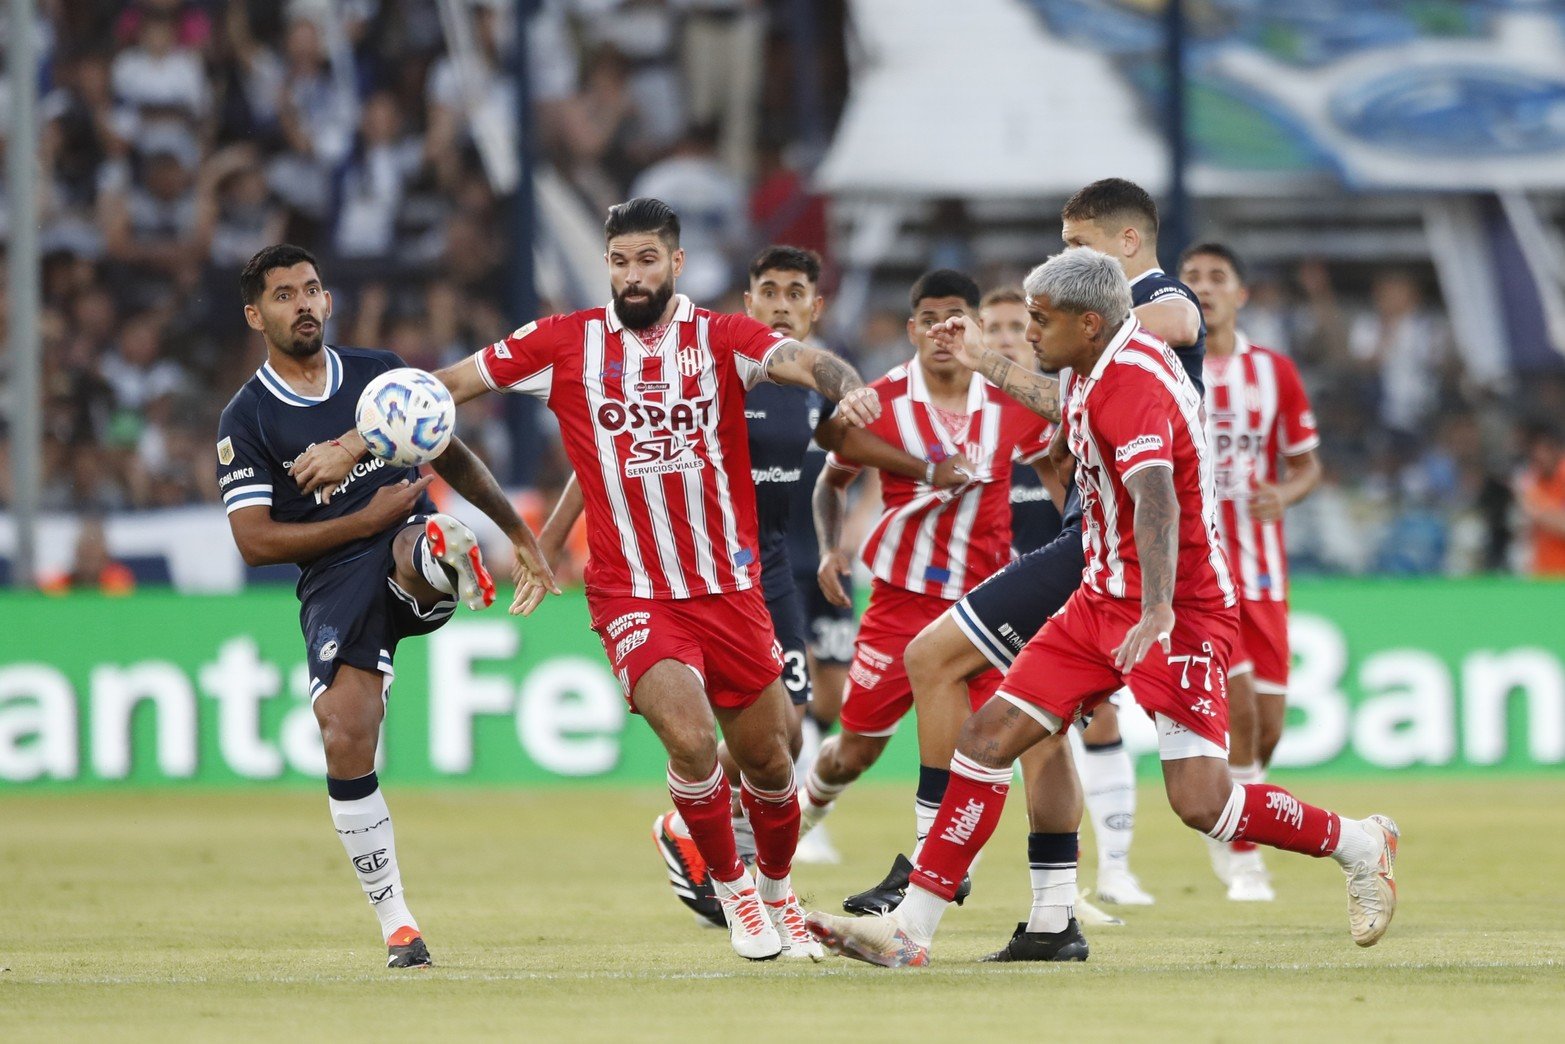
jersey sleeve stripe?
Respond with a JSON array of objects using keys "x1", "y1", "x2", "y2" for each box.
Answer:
[
  {"x1": 475, "y1": 350, "x2": 503, "y2": 392},
  {"x1": 224, "y1": 493, "x2": 272, "y2": 514},
  {"x1": 1280, "y1": 432, "x2": 1322, "y2": 455},
  {"x1": 1120, "y1": 457, "x2": 1174, "y2": 481},
  {"x1": 221, "y1": 483, "x2": 272, "y2": 502}
]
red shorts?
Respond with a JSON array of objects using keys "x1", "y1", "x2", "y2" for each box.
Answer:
[
  {"x1": 998, "y1": 589, "x2": 1238, "y2": 752},
  {"x1": 841, "y1": 580, "x2": 1002, "y2": 737},
  {"x1": 588, "y1": 586, "x2": 782, "y2": 713},
  {"x1": 1231, "y1": 598, "x2": 1289, "y2": 695}
]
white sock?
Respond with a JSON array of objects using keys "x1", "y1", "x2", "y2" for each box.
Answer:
[
  {"x1": 796, "y1": 715, "x2": 823, "y2": 777},
  {"x1": 415, "y1": 533, "x2": 457, "y2": 595},
  {"x1": 804, "y1": 764, "x2": 847, "y2": 807},
  {"x1": 1028, "y1": 870, "x2": 1075, "y2": 934},
  {"x1": 1077, "y1": 737, "x2": 1136, "y2": 875},
  {"x1": 911, "y1": 800, "x2": 939, "y2": 861},
  {"x1": 1331, "y1": 818, "x2": 1379, "y2": 867},
  {"x1": 895, "y1": 884, "x2": 948, "y2": 949},
  {"x1": 330, "y1": 786, "x2": 417, "y2": 942},
  {"x1": 756, "y1": 871, "x2": 791, "y2": 904}
]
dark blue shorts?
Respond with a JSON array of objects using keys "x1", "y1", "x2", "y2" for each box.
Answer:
[
  {"x1": 766, "y1": 580, "x2": 812, "y2": 706},
  {"x1": 952, "y1": 518, "x2": 1085, "y2": 672},
  {"x1": 299, "y1": 515, "x2": 455, "y2": 702},
  {"x1": 794, "y1": 567, "x2": 856, "y2": 667}
]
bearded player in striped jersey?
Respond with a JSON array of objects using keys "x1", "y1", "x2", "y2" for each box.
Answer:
[
  {"x1": 807, "y1": 249, "x2": 1399, "y2": 968},
  {"x1": 295, "y1": 198, "x2": 883, "y2": 962},
  {"x1": 1181, "y1": 242, "x2": 1323, "y2": 902},
  {"x1": 798, "y1": 270, "x2": 1052, "y2": 884}
]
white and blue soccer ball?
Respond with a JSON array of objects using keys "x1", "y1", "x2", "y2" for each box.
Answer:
[{"x1": 356, "y1": 367, "x2": 456, "y2": 467}]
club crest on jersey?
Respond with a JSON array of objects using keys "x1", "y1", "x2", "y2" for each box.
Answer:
[
  {"x1": 217, "y1": 437, "x2": 234, "y2": 465},
  {"x1": 1115, "y1": 434, "x2": 1165, "y2": 463},
  {"x1": 677, "y1": 343, "x2": 705, "y2": 378}
]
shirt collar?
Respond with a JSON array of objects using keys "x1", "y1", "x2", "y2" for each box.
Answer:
[
  {"x1": 257, "y1": 346, "x2": 342, "y2": 406},
  {"x1": 1087, "y1": 317, "x2": 1142, "y2": 383},
  {"x1": 603, "y1": 293, "x2": 695, "y2": 334},
  {"x1": 1127, "y1": 267, "x2": 1163, "y2": 288},
  {"x1": 908, "y1": 356, "x2": 986, "y2": 412}
]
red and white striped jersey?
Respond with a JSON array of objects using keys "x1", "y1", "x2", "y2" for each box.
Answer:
[
  {"x1": 827, "y1": 361, "x2": 1050, "y2": 600},
  {"x1": 1203, "y1": 335, "x2": 1320, "y2": 601},
  {"x1": 1064, "y1": 318, "x2": 1236, "y2": 608},
  {"x1": 477, "y1": 294, "x2": 787, "y2": 600}
]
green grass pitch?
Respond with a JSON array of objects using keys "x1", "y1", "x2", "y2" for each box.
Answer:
[{"x1": 5, "y1": 776, "x2": 1562, "y2": 1042}]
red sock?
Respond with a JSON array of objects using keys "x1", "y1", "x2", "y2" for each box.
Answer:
[
  {"x1": 668, "y1": 764, "x2": 744, "y2": 884},
  {"x1": 909, "y1": 753, "x2": 1011, "y2": 901},
  {"x1": 1219, "y1": 782, "x2": 1341, "y2": 857},
  {"x1": 740, "y1": 774, "x2": 800, "y2": 881}
]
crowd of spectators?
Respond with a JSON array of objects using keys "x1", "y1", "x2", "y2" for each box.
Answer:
[{"x1": 1, "y1": 0, "x2": 1562, "y2": 579}]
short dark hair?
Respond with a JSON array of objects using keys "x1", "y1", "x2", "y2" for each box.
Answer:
[
  {"x1": 240, "y1": 244, "x2": 320, "y2": 305},
  {"x1": 1062, "y1": 178, "x2": 1160, "y2": 238},
  {"x1": 604, "y1": 197, "x2": 680, "y2": 248},
  {"x1": 980, "y1": 286, "x2": 1026, "y2": 309},
  {"x1": 1179, "y1": 241, "x2": 1247, "y2": 283},
  {"x1": 910, "y1": 269, "x2": 980, "y2": 312},
  {"x1": 749, "y1": 245, "x2": 822, "y2": 285}
]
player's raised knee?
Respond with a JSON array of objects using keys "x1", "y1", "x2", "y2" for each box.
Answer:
[{"x1": 1169, "y1": 784, "x2": 1229, "y2": 834}]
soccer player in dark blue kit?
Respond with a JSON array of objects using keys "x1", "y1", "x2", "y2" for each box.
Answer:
[
  {"x1": 847, "y1": 179, "x2": 1209, "y2": 959},
  {"x1": 218, "y1": 245, "x2": 557, "y2": 969}
]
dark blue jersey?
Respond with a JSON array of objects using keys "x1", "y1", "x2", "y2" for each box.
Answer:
[
  {"x1": 1131, "y1": 268, "x2": 1206, "y2": 395},
  {"x1": 746, "y1": 380, "x2": 832, "y2": 596},
  {"x1": 1009, "y1": 459, "x2": 1063, "y2": 555},
  {"x1": 215, "y1": 345, "x2": 436, "y2": 588}
]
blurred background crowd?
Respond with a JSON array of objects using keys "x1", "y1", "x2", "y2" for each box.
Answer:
[{"x1": 3, "y1": 0, "x2": 1565, "y2": 585}]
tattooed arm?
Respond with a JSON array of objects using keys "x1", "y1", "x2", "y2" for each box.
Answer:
[
  {"x1": 929, "y1": 316, "x2": 1061, "y2": 421},
  {"x1": 429, "y1": 436, "x2": 560, "y2": 615},
  {"x1": 1112, "y1": 464, "x2": 1180, "y2": 669},
  {"x1": 763, "y1": 341, "x2": 880, "y2": 425}
]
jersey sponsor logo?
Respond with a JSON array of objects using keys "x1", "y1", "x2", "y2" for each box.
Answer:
[
  {"x1": 1115, "y1": 434, "x2": 1165, "y2": 463},
  {"x1": 624, "y1": 435, "x2": 705, "y2": 478},
  {"x1": 218, "y1": 466, "x2": 256, "y2": 489},
  {"x1": 604, "y1": 611, "x2": 651, "y2": 640},
  {"x1": 751, "y1": 466, "x2": 802, "y2": 484},
  {"x1": 1010, "y1": 484, "x2": 1050, "y2": 504},
  {"x1": 677, "y1": 343, "x2": 705, "y2": 379},
  {"x1": 217, "y1": 437, "x2": 235, "y2": 465},
  {"x1": 635, "y1": 381, "x2": 669, "y2": 393},
  {"x1": 744, "y1": 409, "x2": 767, "y2": 419},
  {"x1": 595, "y1": 397, "x2": 716, "y2": 436},
  {"x1": 614, "y1": 627, "x2": 650, "y2": 662},
  {"x1": 938, "y1": 797, "x2": 987, "y2": 846},
  {"x1": 316, "y1": 456, "x2": 389, "y2": 505}
]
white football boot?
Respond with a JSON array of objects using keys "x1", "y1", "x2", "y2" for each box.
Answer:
[
  {"x1": 1227, "y1": 849, "x2": 1275, "y2": 902},
  {"x1": 1205, "y1": 834, "x2": 1234, "y2": 888},
  {"x1": 794, "y1": 821, "x2": 842, "y2": 865},
  {"x1": 424, "y1": 514, "x2": 495, "y2": 610},
  {"x1": 757, "y1": 874, "x2": 824, "y2": 961},
  {"x1": 1094, "y1": 867, "x2": 1155, "y2": 906},
  {"x1": 713, "y1": 871, "x2": 782, "y2": 961},
  {"x1": 1344, "y1": 815, "x2": 1400, "y2": 947},
  {"x1": 806, "y1": 911, "x2": 930, "y2": 968},
  {"x1": 1073, "y1": 889, "x2": 1125, "y2": 926}
]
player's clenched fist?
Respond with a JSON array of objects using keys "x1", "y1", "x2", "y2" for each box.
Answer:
[{"x1": 837, "y1": 386, "x2": 880, "y2": 426}]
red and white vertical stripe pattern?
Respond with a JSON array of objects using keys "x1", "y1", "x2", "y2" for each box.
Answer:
[
  {"x1": 830, "y1": 364, "x2": 1049, "y2": 600},
  {"x1": 1203, "y1": 337, "x2": 1320, "y2": 602},
  {"x1": 1067, "y1": 321, "x2": 1237, "y2": 607}
]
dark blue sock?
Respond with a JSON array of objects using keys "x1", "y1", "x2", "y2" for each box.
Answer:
[
  {"x1": 1028, "y1": 830, "x2": 1079, "y2": 869},
  {"x1": 327, "y1": 771, "x2": 379, "y2": 801},
  {"x1": 915, "y1": 766, "x2": 950, "y2": 810}
]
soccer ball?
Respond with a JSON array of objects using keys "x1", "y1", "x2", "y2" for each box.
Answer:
[{"x1": 356, "y1": 367, "x2": 456, "y2": 467}]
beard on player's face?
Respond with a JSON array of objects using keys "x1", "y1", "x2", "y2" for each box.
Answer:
[
  {"x1": 613, "y1": 278, "x2": 674, "y2": 330},
  {"x1": 269, "y1": 314, "x2": 325, "y2": 357}
]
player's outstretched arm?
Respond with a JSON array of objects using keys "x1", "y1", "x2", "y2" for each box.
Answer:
[
  {"x1": 814, "y1": 417, "x2": 972, "y2": 489},
  {"x1": 812, "y1": 463, "x2": 858, "y2": 608},
  {"x1": 227, "y1": 476, "x2": 435, "y2": 567},
  {"x1": 763, "y1": 342, "x2": 880, "y2": 426},
  {"x1": 1112, "y1": 465, "x2": 1179, "y2": 670},
  {"x1": 931, "y1": 316, "x2": 1061, "y2": 421},
  {"x1": 429, "y1": 436, "x2": 560, "y2": 616},
  {"x1": 433, "y1": 356, "x2": 492, "y2": 406},
  {"x1": 1134, "y1": 296, "x2": 1202, "y2": 349},
  {"x1": 1251, "y1": 448, "x2": 1323, "y2": 523},
  {"x1": 292, "y1": 356, "x2": 502, "y2": 501}
]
